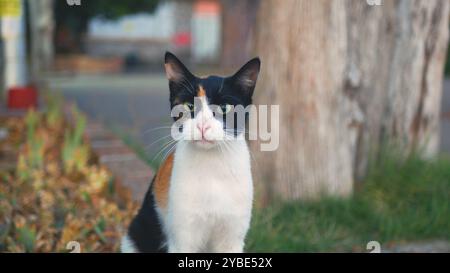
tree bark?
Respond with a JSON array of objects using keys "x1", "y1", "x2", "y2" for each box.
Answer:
[
  {"x1": 28, "y1": 0, "x2": 54, "y2": 85},
  {"x1": 252, "y1": 0, "x2": 449, "y2": 202},
  {"x1": 221, "y1": 0, "x2": 260, "y2": 69}
]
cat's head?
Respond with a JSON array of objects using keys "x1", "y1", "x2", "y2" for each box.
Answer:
[{"x1": 164, "y1": 52, "x2": 260, "y2": 149}]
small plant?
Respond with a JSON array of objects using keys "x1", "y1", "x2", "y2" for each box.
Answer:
[
  {"x1": 62, "y1": 106, "x2": 89, "y2": 174},
  {"x1": 45, "y1": 92, "x2": 64, "y2": 131},
  {"x1": 17, "y1": 110, "x2": 45, "y2": 179},
  {"x1": 16, "y1": 226, "x2": 37, "y2": 253}
]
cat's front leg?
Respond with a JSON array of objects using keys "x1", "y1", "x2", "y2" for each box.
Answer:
[
  {"x1": 209, "y1": 217, "x2": 249, "y2": 253},
  {"x1": 166, "y1": 212, "x2": 209, "y2": 253},
  {"x1": 210, "y1": 238, "x2": 244, "y2": 253},
  {"x1": 167, "y1": 232, "x2": 207, "y2": 253}
]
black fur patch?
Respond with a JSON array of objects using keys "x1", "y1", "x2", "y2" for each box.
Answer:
[{"x1": 127, "y1": 178, "x2": 167, "y2": 253}]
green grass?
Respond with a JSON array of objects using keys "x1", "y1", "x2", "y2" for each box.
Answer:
[{"x1": 246, "y1": 155, "x2": 450, "y2": 252}]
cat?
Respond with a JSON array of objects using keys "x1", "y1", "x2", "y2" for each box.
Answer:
[{"x1": 121, "y1": 52, "x2": 260, "y2": 253}]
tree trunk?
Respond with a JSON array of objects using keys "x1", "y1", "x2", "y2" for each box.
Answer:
[
  {"x1": 252, "y1": 0, "x2": 449, "y2": 202},
  {"x1": 221, "y1": 0, "x2": 260, "y2": 70},
  {"x1": 28, "y1": 0, "x2": 54, "y2": 85}
]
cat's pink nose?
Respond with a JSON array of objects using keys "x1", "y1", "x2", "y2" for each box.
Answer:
[{"x1": 197, "y1": 123, "x2": 211, "y2": 137}]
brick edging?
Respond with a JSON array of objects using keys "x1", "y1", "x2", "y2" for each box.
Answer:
[{"x1": 64, "y1": 102, "x2": 153, "y2": 203}]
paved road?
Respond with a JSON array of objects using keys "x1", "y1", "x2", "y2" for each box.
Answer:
[{"x1": 47, "y1": 74, "x2": 450, "y2": 159}]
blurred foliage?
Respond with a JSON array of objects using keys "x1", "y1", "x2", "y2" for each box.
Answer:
[
  {"x1": 247, "y1": 154, "x2": 450, "y2": 252},
  {"x1": 0, "y1": 95, "x2": 137, "y2": 252},
  {"x1": 45, "y1": 93, "x2": 64, "y2": 131},
  {"x1": 62, "y1": 106, "x2": 88, "y2": 174},
  {"x1": 23, "y1": 110, "x2": 45, "y2": 173}
]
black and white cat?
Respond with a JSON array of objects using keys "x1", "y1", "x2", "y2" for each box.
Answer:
[{"x1": 121, "y1": 52, "x2": 260, "y2": 253}]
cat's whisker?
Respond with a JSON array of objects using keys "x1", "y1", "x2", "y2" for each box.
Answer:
[
  {"x1": 223, "y1": 132, "x2": 247, "y2": 142},
  {"x1": 217, "y1": 141, "x2": 241, "y2": 182},
  {"x1": 178, "y1": 80, "x2": 195, "y2": 96},
  {"x1": 223, "y1": 133, "x2": 244, "y2": 138},
  {"x1": 144, "y1": 134, "x2": 173, "y2": 150},
  {"x1": 160, "y1": 141, "x2": 178, "y2": 163},
  {"x1": 221, "y1": 139, "x2": 260, "y2": 185},
  {"x1": 223, "y1": 136, "x2": 261, "y2": 184},
  {"x1": 176, "y1": 76, "x2": 197, "y2": 96},
  {"x1": 223, "y1": 128, "x2": 246, "y2": 133},
  {"x1": 223, "y1": 129, "x2": 248, "y2": 136},
  {"x1": 179, "y1": 75, "x2": 195, "y2": 92},
  {"x1": 223, "y1": 134, "x2": 259, "y2": 173},
  {"x1": 151, "y1": 143, "x2": 176, "y2": 165},
  {"x1": 151, "y1": 139, "x2": 178, "y2": 164},
  {"x1": 223, "y1": 130, "x2": 252, "y2": 142},
  {"x1": 217, "y1": 141, "x2": 224, "y2": 155},
  {"x1": 217, "y1": 78, "x2": 225, "y2": 94},
  {"x1": 223, "y1": 135, "x2": 238, "y2": 142},
  {"x1": 183, "y1": 78, "x2": 197, "y2": 95},
  {"x1": 220, "y1": 139, "x2": 235, "y2": 154},
  {"x1": 142, "y1": 126, "x2": 173, "y2": 135}
]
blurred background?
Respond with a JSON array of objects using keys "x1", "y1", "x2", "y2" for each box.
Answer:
[
  {"x1": 0, "y1": 0, "x2": 449, "y2": 252},
  {"x1": 2, "y1": 0, "x2": 261, "y2": 160}
]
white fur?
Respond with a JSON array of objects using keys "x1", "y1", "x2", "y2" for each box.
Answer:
[
  {"x1": 162, "y1": 95, "x2": 254, "y2": 253},
  {"x1": 120, "y1": 234, "x2": 138, "y2": 253},
  {"x1": 164, "y1": 140, "x2": 253, "y2": 253}
]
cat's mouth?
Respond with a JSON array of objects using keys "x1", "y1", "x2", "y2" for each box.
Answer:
[
  {"x1": 193, "y1": 138, "x2": 217, "y2": 148},
  {"x1": 194, "y1": 139, "x2": 215, "y2": 144}
]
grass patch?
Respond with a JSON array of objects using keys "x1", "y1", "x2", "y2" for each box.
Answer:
[{"x1": 246, "y1": 155, "x2": 450, "y2": 252}]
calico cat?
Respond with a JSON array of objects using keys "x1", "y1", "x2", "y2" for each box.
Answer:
[{"x1": 121, "y1": 52, "x2": 260, "y2": 253}]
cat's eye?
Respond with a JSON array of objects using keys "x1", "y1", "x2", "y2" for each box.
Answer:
[
  {"x1": 183, "y1": 102, "x2": 195, "y2": 112},
  {"x1": 218, "y1": 104, "x2": 232, "y2": 114}
]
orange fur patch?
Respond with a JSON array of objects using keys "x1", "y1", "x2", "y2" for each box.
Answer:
[
  {"x1": 197, "y1": 85, "x2": 206, "y2": 97},
  {"x1": 153, "y1": 152, "x2": 174, "y2": 211}
]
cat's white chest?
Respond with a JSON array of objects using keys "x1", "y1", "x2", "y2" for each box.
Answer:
[
  {"x1": 173, "y1": 159, "x2": 252, "y2": 213},
  {"x1": 164, "y1": 141, "x2": 253, "y2": 252},
  {"x1": 170, "y1": 141, "x2": 253, "y2": 211}
]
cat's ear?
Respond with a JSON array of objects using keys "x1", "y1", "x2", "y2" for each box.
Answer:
[
  {"x1": 231, "y1": 57, "x2": 261, "y2": 94},
  {"x1": 164, "y1": 51, "x2": 195, "y2": 83}
]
